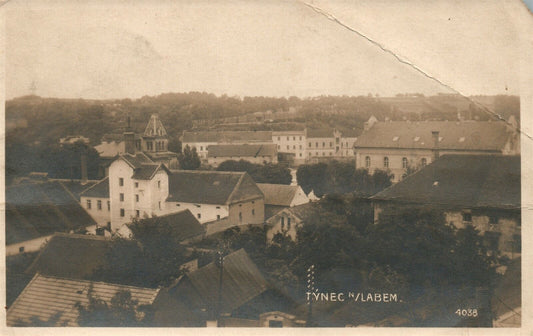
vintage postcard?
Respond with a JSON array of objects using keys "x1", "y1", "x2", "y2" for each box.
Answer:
[{"x1": 1, "y1": 0, "x2": 532, "y2": 335}]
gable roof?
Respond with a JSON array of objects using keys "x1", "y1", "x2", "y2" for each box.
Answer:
[
  {"x1": 6, "y1": 181, "x2": 97, "y2": 245},
  {"x1": 80, "y1": 177, "x2": 109, "y2": 198},
  {"x1": 25, "y1": 233, "x2": 113, "y2": 279},
  {"x1": 265, "y1": 202, "x2": 321, "y2": 227},
  {"x1": 143, "y1": 114, "x2": 168, "y2": 137},
  {"x1": 167, "y1": 171, "x2": 263, "y2": 205},
  {"x1": 208, "y1": 144, "x2": 277, "y2": 158},
  {"x1": 354, "y1": 120, "x2": 514, "y2": 151},
  {"x1": 7, "y1": 273, "x2": 160, "y2": 326},
  {"x1": 257, "y1": 183, "x2": 299, "y2": 206},
  {"x1": 131, "y1": 163, "x2": 168, "y2": 180},
  {"x1": 182, "y1": 131, "x2": 272, "y2": 143},
  {"x1": 56, "y1": 180, "x2": 99, "y2": 200},
  {"x1": 185, "y1": 249, "x2": 268, "y2": 314},
  {"x1": 135, "y1": 210, "x2": 205, "y2": 242},
  {"x1": 119, "y1": 152, "x2": 154, "y2": 168},
  {"x1": 372, "y1": 155, "x2": 520, "y2": 209}
]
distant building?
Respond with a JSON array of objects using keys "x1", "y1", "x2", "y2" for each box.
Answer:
[
  {"x1": 59, "y1": 135, "x2": 90, "y2": 145},
  {"x1": 354, "y1": 119, "x2": 520, "y2": 183},
  {"x1": 6, "y1": 181, "x2": 97, "y2": 256},
  {"x1": 95, "y1": 114, "x2": 178, "y2": 175},
  {"x1": 265, "y1": 203, "x2": 321, "y2": 242},
  {"x1": 7, "y1": 273, "x2": 160, "y2": 326},
  {"x1": 207, "y1": 144, "x2": 278, "y2": 167},
  {"x1": 272, "y1": 130, "x2": 307, "y2": 165},
  {"x1": 181, "y1": 131, "x2": 273, "y2": 160},
  {"x1": 371, "y1": 155, "x2": 521, "y2": 258},
  {"x1": 257, "y1": 183, "x2": 309, "y2": 219}
]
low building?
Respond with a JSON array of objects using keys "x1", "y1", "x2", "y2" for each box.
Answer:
[
  {"x1": 6, "y1": 181, "x2": 97, "y2": 256},
  {"x1": 181, "y1": 131, "x2": 273, "y2": 160},
  {"x1": 371, "y1": 155, "x2": 521, "y2": 258},
  {"x1": 265, "y1": 203, "x2": 320, "y2": 242},
  {"x1": 152, "y1": 249, "x2": 295, "y2": 327},
  {"x1": 207, "y1": 144, "x2": 278, "y2": 167},
  {"x1": 354, "y1": 119, "x2": 520, "y2": 183},
  {"x1": 7, "y1": 273, "x2": 160, "y2": 327},
  {"x1": 257, "y1": 183, "x2": 309, "y2": 219}
]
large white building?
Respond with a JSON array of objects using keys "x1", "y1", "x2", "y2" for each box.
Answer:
[{"x1": 353, "y1": 119, "x2": 520, "y2": 183}]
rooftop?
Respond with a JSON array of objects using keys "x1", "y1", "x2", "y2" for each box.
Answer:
[
  {"x1": 354, "y1": 120, "x2": 515, "y2": 151},
  {"x1": 167, "y1": 170, "x2": 263, "y2": 205},
  {"x1": 372, "y1": 155, "x2": 520, "y2": 209},
  {"x1": 208, "y1": 144, "x2": 277, "y2": 158},
  {"x1": 257, "y1": 183, "x2": 301, "y2": 206},
  {"x1": 80, "y1": 177, "x2": 109, "y2": 198},
  {"x1": 182, "y1": 131, "x2": 273, "y2": 143},
  {"x1": 7, "y1": 273, "x2": 160, "y2": 326},
  {"x1": 135, "y1": 209, "x2": 205, "y2": 242},
  {"x1": 6, "y1": 181, "x2": 97, "y2": 245}
]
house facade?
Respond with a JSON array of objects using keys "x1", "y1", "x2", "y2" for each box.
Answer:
[
  {"x1": 354, "y1": 119, "x2": 520, "y2": 183},
  {"x1": 371, "y1": 155, "x2": 521, "y2": 258}
]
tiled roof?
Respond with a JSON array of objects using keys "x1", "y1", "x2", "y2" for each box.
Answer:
[
  {"x1": 144, "y1": 114, "x2": 168, "y2": 137},
  {"x1": 167, "y1": 171, "x2": 263, "y2": 205},
  {"x1": 25, "y1": 233, "x2": 113, "y2": 279},
  {"x1": 80, "y1": 177, "x2": 109, "y2": 198},
  {"x1": 6, "y1": 182, "x2": 97, "y2": 245},
  {"x1": 185, "y1": 249, "x2": 268, "y2": 313},
  {"x1": 7, "y1": 274, "x2": 160, "y2": 326},
  {"x1": 354, "y1": 121, "x2": 514, "y2": 151},
  {"x1": 120, "y1": 152, "x2": 154, "y2": 168},
  {"x1": 131, "y1": 163, "x2": 167, "y2": 180},
  {"x1": 257, "y1": 183, "x2": 299, "y2": 206},
  {"x1": 135, "y1": 210, "x2": 205, "y2": 242},
  {"x1": 56, "y1": 180, "x2": 98, "y2": 200},
  {"x1": 182, "y1": 131, "x2": 273, "y2": 143},
  {"x1": 208, "y1": 144, "x2": 277, "y2": 158},
  {"x1": 372, "y1": 155, "x2": 520, "y2": 209}
]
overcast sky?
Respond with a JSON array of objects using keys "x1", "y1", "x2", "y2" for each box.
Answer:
[{"x1": 4, "y1": 0, "x2": 529, "y2": 100}]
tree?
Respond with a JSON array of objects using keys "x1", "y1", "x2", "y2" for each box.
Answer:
[
  {"x1": 77, "y1": 288, "x2": 153, "y2": 327},
  {"x1": 178, "y1": 145, "x2": 201, "y2": 170}
]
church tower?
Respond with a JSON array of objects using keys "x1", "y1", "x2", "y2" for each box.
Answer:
[{"x1": 142, "y1": 114, "x2": 169, "y2": 153}]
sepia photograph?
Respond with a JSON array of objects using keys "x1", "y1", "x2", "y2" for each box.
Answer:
[{"x1": 2, "y1": 0, "x2": 532, "y2": 332}]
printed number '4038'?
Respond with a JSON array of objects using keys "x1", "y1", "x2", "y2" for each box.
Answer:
[{"x1": 455, "y1": 309, "x2": 478, "y2": 317}]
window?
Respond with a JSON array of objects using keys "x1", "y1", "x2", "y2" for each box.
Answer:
[
  {"x1": 239, "y1": 212, "x2": 242, "y2": 222},
  {"x1": 278, "y1": 145, "x2": 280, "y2": 149},
  {"x1": 287, "y1": 217, "x2": 291, "y2": 229},
  {"x1": 200, "y1": 146, "x2": 203, "y2": 151},
  {"x1": 329, "y1": 152, "x2": 332, "y2": 156},
  {"x1": 299, "y1": 153, "x2": 302, "y2": 157},
  {"x1": 384, "y1": 157, "x2": 389, "y2": 168},
  {"x1": 287, "y1": 145, "x2": 290, "y2": 150},
  {"x1": 421, "y1": 158, "x2": 427, "y2": 166},
  {"x1": 293, "y1": 136, "x2": 296, "y2": 140},
  {"x1": 97, "y1": 200, "x2": 102, "y2": 210},
  {"x1": 136, "y1": 210, "x2": 140, "y2": 217},
  {"x1": 252, "y1": 201, "x2": 255, "y2": 204},
  {"x1": 309, "y1": 142, "x2": 312, "y2": 147},
  {"x1": 120, "y1": 193, "x2": 124, "y2": 202},
  {"x1": 281, "y1": 217, "x2": 285, "y2": 229},
  {"x1": 322, "y1": 152, "x2": 325, "y2": 156},
  {"x1": 217, "y1": 215, "x2": 221, "y2": 220},
  {"x1": 365, "y1": 156, "x2": 371, "y2": 168},
  {"x1": 19, "y1": 246, "x2": 25, "y2": 253},
  {"x1": 197, "y1": 213, "x2": 201, "y2": 219},
  {"x1": 120, "y1": 208, "x2": 125, "y2": 217},
  {"x1": 299, "y1": 145, "x2": 302, "y2": 149},
  {"x1": 299, "y1": 136, "x2": 302, "y2": 140},
  {"x1": 316, "y1": 142, "x2": 318, "y2": 147},
  {"x1": 287, "y1": 136, "x2": 289, "y2": 140},
  {"x1": 293, "y1": 145, "x2": 296, "y2": 149},
  {"x1": 322, "y1": 142, "x2": 325, "y2": 147},
  {"x1": 278, "y1": 136, "x2": 280, "y2": 141},
  {"x1": 330, "y1": 142, "x2": 333, "y2": 147},
  {"x1": 402, "y1": 157, "x2": 408, "y2": 169},
  {"x1": 239, "y1": 204, "x2": 242, "y2": 207},
  {"x1": 158, "y1": 181, "x2": 161, "y2": 189},
  {"x1": 119, "y1": 178, "x2": 124, "y2": 186},
  {"x1": 107, "y1": 201, "x2": 111, "y2": 211},
  {"x1": 86, "y1": 200, "x2": 92, "y2": 209},
  {"x1": 159, "y1": 201, "x2": 162, "y2": 210},
  {"x1": 176, "y1": 203, "x2": 181, "y2": 207},
  {"x1": 135, "y1": 182, "x2": 138, "y2": 188},
  {"x1": 216, "y1": 206, "x2": 221, "y2": 209},
  {"x1": 463, "y1": 212, "x2": 472, "y2": 222},
  {"x1": 252, "y1": 209, "x2": 255, "y2": 216}
]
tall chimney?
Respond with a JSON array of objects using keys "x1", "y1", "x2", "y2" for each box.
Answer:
[
  {"x1": 81, "y1": 149, "x2": 88, "y2": 183},
  {"x1": 432, "y1": 131, "x2": 440, "y2": 161},
  {"x1": 124, "y1": 115, "x2": 136, "y2": 155}
]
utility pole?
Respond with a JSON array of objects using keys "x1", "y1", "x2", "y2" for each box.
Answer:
[
  {"x1": 306, "y1": 264, "x2": 315, "y2": 327},
  {"x1": 216, "y1": 251, "x2": 224, "y2": 327}
]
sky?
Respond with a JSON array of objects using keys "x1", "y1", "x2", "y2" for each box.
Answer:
[{"x1": 4, "y1": 0, "x2": 530, "y2": 100}]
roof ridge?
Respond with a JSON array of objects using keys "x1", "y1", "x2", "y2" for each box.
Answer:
[
  {"x1": 226, "y1": 173, "x2": 246, "y2": 205},
  {"x1": 79, "y1": 177, "x2": 108, "y2": 196},
  {"x1": 35, "y1": 273, "x2": 161, "y2": 291}
]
